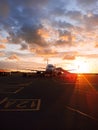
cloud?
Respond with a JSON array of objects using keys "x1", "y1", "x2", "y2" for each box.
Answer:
[
  {"x1": 3, "y1": 50, "x2": 33, "y2": 60},
  {"x1": 0, "y1": 44, "x2": 6, "y2": 49},
  {"x1": 66, "y1": 10, "x2": 83, "y2": 20},
  {"x1": 0, "y1": 52, "x2": 5, "y2": 56},
  {"x1": 0, "y1": 0, "x2": 98, "y2": 61},
  {"x1": 30, "y1": 46, "x2": 58, "y2": 57},
  {"x1": 84, "y1": 14, "x2": 98, "y2": 29},
  {"x1": 0, "y1": 33, "x2": 8, "y2": 43},
  {"x1": 0, "y1": 0, "x2": 10, "y2": 18},
  {"x1": 1, "y1": 39, "x2": 8, "y2": 43},
  {"x1": 0, "y1": 0, "x2": 75, "y2": 52},
  {"x1": 7, "y1": 23, "x2": 49, "y2": 47},
  {"x1": 7, "y1": 54, "x2": 20, "y2": 61},
  {"x1": 55, "y1": 30, "x2": 73, "y2": 46},
  {"x1": 10, "y1": 0, "x2": 49, "y2": 8},
  {"x1": 76, "y1": 0, "x2": 98, "y2": 5},
  {"x1": 38, "y1": 28, "x2": 52, "y2": 40},
  {"x1": 63, "y1": 51, "x2": 78, "y2": 60},
  {"x1": 63, "y1": 55, "x2": 76, "y2": 60},
  {"x1": 79, "y1": 53, "x2": 98, "y2": 58},
  {"x1": 20, "y1": 43, "x2": 29, "y2": 50},
  {"x1": 95, "y1": 42, "x2": 98, "y2": 48},
  {"x1": 76, "y1": 0, "x2": 98, "y2": 8},
  {"x1": 52, "y1": 20, "x2": 73, "y2": 30},
  {"x1": 0, "y1": 0, "x2": 50, "y2": 45}
]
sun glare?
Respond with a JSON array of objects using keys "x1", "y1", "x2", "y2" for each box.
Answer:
[{"x1": 74, "y1": 58, "x2": 90, "y2": 73}]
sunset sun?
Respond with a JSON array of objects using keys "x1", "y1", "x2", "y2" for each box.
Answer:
[{"x1": 74, "y1": 58, "x2": 90, "y2": 73}]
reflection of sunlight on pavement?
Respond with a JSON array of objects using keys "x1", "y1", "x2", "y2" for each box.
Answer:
[
  {"x1": 82, "y1": 75, "x2": 98, "y2": 118},
  {"x1": 67, "y1": 74, "x2": 98, "y2": 119},
  {"x1": 82, "y1": 75, "x2": 97, "y2": 92},
  {"x1": 86, "y1": 93, "x2": 98, "y2": 118}
]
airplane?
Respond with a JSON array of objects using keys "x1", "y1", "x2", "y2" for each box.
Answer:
[
  {"x1": 45, "y1": 64, "x2": 77, "y2": 80},
  {"x1": 24, "y1": 63, "x2": 77, "y2": 80},
  {"x1": 45, "y1": 64, "x2": 56, "y2": 75}
]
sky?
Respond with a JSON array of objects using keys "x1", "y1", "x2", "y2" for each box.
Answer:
[{"x1": 0, "y1": 0, "x2": 98, "y2": 73}]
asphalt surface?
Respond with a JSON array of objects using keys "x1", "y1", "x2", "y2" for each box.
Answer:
[{"x1": 0, "y1": 74, "x2": 98, "y2": 130}]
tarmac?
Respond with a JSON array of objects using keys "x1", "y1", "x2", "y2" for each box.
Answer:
[{"x1": 0, "y1": 73, "x2": 98, "y2": 130}]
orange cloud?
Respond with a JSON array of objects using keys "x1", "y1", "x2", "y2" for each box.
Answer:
[
  {"x1": 60, "y1": 35, "x2": 69, "y2": 41},
  {"x1": 1, "y1": 38, "x2": 8, "y2": 43},
  {"x1": 63, "y1": 55, "x2": 76, "y2": 60},
  {"x1": 95, "y1": 42, "x2": 98, "y2": 48},
  {"x1": 0, "y1": 44, "x2": 6, "y2": 49},
  {"x1": 63, "y1": 51, "x2": 78, "y2": 60},
  {"x1": 8, "y1": 54, "x2": 20, "y2": 61},
  {"x1": 72, "y1": 35, "x2": 76, "y2": 41},
  {"x1": 0, "y1": 36, "x2": 8, "y2": 43},
  {"x1": 38, "y1": 29, "x2": 50, "y2": 39},
  {"x1": 30, "y1": 46, "x2": 58, "y2": 57}
]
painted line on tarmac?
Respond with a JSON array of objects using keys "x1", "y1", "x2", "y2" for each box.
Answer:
[
  {"x1": 8, "y1": 81, "x2": 33, "y2": 87},
  {"x1": 0, "y1": 81, "x2": 33, "y2": 94},
  {"x1": 0, "y1": 109, "x2": 40, "y2": 111},
  {"x1": 0, "y1": 87, "x2": 24, "y2": 94},
  {"x1": 0, "y1": 97, "x2": 41, "y2": 111},
  {"x1": 65, "y1": 105, "x2": 98, "y2": 122},
  {"x1": 14, "y1": 87, "x2": 24, "y2": 93}
]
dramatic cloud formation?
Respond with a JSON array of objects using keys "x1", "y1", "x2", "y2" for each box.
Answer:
[{"x1": 0, "y1": 0, "x2": 98, "y2": 72}]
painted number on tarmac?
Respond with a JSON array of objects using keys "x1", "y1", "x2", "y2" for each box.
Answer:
[{"x1": 0, "y1": 97, "x2": 41, "y2": 111}]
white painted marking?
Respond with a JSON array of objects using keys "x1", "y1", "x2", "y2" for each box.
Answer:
[
  {"x1": 65, "y1": 106, "x2": 98, "y2": 122},
  {"x1": 0, "y1": 98, "x2": 41, "y2": 111},
  {"x1": 0, "y1": 87, "x2": 24, "y2": 94},
  {"x1": 14, "y1": 87, "x2": 24, "y2": 93}
]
